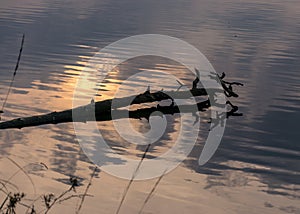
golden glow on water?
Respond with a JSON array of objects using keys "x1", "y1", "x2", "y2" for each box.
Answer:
[
  {"x1": 0, "y1": 50, "x2": 298, "y2": 214},
  {"x1": 0, "y1": 0, "x2": 299, "y2": 213}
]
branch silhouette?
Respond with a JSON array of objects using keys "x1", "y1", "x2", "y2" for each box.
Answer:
[{"x1": 0, "y1": 73, "x2": 243, "y2": 130}]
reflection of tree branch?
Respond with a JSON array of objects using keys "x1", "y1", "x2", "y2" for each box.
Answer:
[
  {"x1": 226, "y1": 100, "x2": 243, "y2": 117},
  {"x1": 208, "y1": 101, "x2": 242, "y2": 131}
]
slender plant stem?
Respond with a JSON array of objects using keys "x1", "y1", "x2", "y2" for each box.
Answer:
[
  {"x1": 115, "y1": 144, "x2": 151, "y2": 214},
  {"x1": 1, "y1": 34, "x2": 25, "y2": 115},
  {"x1": 76, "y1": 167, "x2": 98, "y2": 214},
  {"x1": 138, "y1": 169, "x2": 167, "y2": 214}
]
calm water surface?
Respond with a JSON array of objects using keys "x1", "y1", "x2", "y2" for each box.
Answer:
[{"x1": 0, "y1": 0, "x2": 299, "y2": 213}]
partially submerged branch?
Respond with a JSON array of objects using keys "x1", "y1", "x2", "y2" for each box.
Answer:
[
  {"x1": 0, "y1": 98, "x2": 241, "y2": 130},
  {"x1": 0, "y1": 72, "x2": 243, "y2": 130}
]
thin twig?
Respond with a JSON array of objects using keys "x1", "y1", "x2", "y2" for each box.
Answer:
[
  {"x1": 57, "y1": 194, "x2": 93, "y2": 204},
  {"x1": 0, "y1": 194, "x2": 9, "y2": 211},
  {"x1": 1, "y1": 34, "x2": 25, "y2": 115},
  {"x1": 138, "y1": 169, "x2": 167, "y2": 214},
  {"x1": 115, "y1": 144, "x2": 151, "y2": 214},
  {"x1": 43, "y1": 187, "x2": 72, "y2": 214},
  {"x1": 0, "y1": 179, "x2": 20, "y2": 193},
  {"x1": 1, "y1": 158, "x2": 36, "y2": 195},
  {"x1": 76, "y1": 167, "x2": 98, "y2": 214},
  {"x1": 0, "y1": 180, "x2": 10, "y2": 194}
]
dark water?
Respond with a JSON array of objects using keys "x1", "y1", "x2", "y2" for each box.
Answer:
[{"x1": 0, "y1": 0, "x2": 299, "y2": 213}]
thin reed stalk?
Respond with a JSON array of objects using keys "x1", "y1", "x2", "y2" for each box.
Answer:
[
  {"x1": 138, "y1": 169, "x2": 167, "y2": 214},
  {"x1": 76, "y1": 167, "x2": 98, "y2": 214},
  {"x1": 1, "y1": 34, "x2": 25, "y2": 116},
  {"x1": 115, "y1": 144, "x2": 151, "y2": 214}
]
